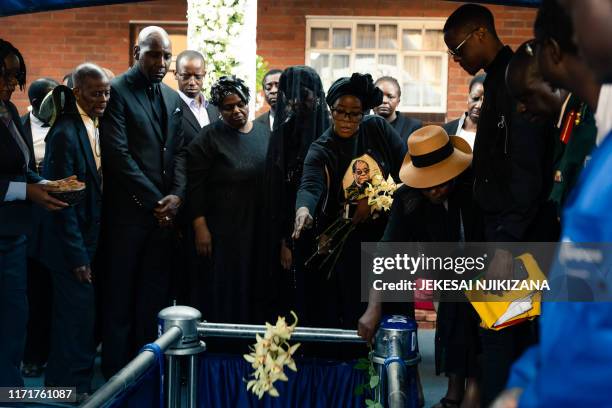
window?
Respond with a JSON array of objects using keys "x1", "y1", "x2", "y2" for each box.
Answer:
[{"x1": 306, "y1": 17, "x2": 448, "y2": 114}]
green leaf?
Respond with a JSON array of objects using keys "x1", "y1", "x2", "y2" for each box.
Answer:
[
  {"x1": 365, "y1": 399, "x2": 375, "y2": 407},
  {"x1": 353, "y1": 359, "x2": 370, "y2": 370},
  {"x1": 369, "y1": 375, "x2": 380, "y2": 389},
  {"x1": 354, "y1": 384, "x2": 364, "y2": 396},
  {"x1": 373, "y1": 403, "x2": 383, "y2": 408}
]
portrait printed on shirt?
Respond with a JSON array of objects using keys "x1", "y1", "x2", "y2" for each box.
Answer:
[{"x1": 342, "y1": 154, "x2": 382, "y2": 203}]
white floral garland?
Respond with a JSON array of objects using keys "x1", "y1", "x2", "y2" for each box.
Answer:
[{"x1": 187, "y1": 0, "x2": 247, "y2": 92}]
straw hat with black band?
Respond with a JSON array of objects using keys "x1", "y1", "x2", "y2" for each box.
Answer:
[{"x1": 399, "y1": 125, "x2": 473, "y2": 188}]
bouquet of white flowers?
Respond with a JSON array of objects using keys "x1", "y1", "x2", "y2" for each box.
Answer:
[
  {"x1": 305, "y1": 174, "x2": 400, "y2": 278},
  {"x1": 244, "y1": 312, "x2": 301, "y2": 399}
]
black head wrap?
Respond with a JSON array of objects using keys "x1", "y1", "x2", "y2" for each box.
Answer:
[
  {"x1": 325, "y1": 72, "x2": 383, "y2": 112},
  {"x1": 209, "y1": 75, "x2": 250, "y2": 107}
]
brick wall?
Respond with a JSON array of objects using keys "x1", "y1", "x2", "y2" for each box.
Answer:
[
  {"x1": 0, "y1": 0, "x2": 187, "y2": 113},
  {"x1": 1, "y1": 0, "x2": 536, "y2": 119},
  {"x1": 257, "y1": 0, "x2": 537, "y2": 121}
]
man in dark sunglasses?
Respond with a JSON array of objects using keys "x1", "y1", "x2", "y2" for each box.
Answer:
[{"x1": 444, "y1": 4, "x2": 559, "y2": 407}]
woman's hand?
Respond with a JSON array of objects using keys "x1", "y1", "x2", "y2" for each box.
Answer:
[
  {"x1": 292, "y1": 207, "x2": 313, "y2": 240},
  {"x1": 280, "y1": 240, "x2": 293, "y2": 270},
  {"x1": 357, "y1": 301, "x2": 382, "y2": 343},
  {"x1": 351, "y1": 197, "x2": 371, "y2": 224},
  {"x1": 193, "y1": 217, "x2": 212, "y2": 257}
]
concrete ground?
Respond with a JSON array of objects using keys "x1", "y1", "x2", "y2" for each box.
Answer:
[{"x1": 19, "y1": 329, "x2": 446, "y2": 408}]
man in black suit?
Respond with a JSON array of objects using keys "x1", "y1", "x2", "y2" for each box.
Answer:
[
  {"x1": 20, "y1": 77, "x2": 58, "y2": 379},
  {"x1": 254, "y1": 68, "x2": 281, "y2": 134},
  {"x1": 0, "y1": 38, "x2": 68, "y2": 387},
  {"x1": 38, "y1": 63, "x2": 109, "y2": 399},
  {"x1": 21, "y1": 78, "x2": 59, "y2": 169},
  {"x1": 100, "y1": 26, "x2": 186, "y2": 378},
  {"x1": 174, "y1": 50, "x2": 218, "y2": 144},
  {"x1": 373, "y1": 76, "x2": 422, "y2": 144}
]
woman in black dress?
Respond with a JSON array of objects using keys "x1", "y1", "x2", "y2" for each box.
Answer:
[
  {"x1": 187, "y1": 76, "x2": 269, "y2": 326},
  {"x1": 262, "y1": 66, "x2": 330, "y2": 323},
  {"x1": 292, "y1": 73, "x2": 406, "y2": 345}
]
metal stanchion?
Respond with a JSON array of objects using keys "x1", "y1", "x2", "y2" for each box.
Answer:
[
  {"x1": 158, "y1": 306, "x2": 206, "y2": 408},
  {"x1": 187, "y1": 355, "x2": 198, "y2": 408},
  {"x1": 83, "y1": 307, "x2": 418, "y2": 408},
  {"x1": 371, "y1": 315, "x2": 421, "y2": 408},
  {"x1": 198, "y1": 322, "x2": 366, "y2": 343}
]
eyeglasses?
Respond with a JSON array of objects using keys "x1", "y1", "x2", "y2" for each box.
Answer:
[
  {"x1": 331, "y1": 108, "x2": 363, "y2": 122},
  {"x1": 177, "y1": 73, "x2": 205, "y2": 81},
  {"x1": 447, "y1": 29, "x2": 478, "y2": 57}
]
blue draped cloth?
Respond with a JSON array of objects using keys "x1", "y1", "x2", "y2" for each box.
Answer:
[
  {"x1": 199, "y1": 353, "x2": 366, "y2": 407},
  {"x1": 109, "y1": 353, "x2": 368, "y2": 408}
]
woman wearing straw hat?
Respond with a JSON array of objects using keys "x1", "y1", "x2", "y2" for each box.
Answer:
[{"x1": 359, "y1": 125, "x2": 483, "y2": 408}]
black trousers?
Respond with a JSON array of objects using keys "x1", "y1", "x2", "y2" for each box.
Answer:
[
  {"x1": 100, "y1": 224, "x2": 175, "y2": 379},
  {"x1": 45, "y1": 267, "x2": 95, "y2": 393},
  {"x1": 23, "y1": 258, "x2": 52, "y2": 366},
  {"x1": 479, "y1": 320, "x2": 538, "y2": 407},
  {"x1": 0, "y1": 236, "x2": 28, "y2": 387}
]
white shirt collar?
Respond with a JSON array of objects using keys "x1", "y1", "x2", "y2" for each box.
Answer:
[
  {"x1": 178, "y1": 90, "x2": 207, "y2": 109},
  {"x1": 557, "y1": 92, "x2": 573, "y2": 129},
  {"x1": 595, "y1": 84, "x2": 612, "y2": 145}
]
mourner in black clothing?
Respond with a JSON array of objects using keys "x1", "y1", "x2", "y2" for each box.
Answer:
[
  {"x1": 293, "y1": 74, "x2": 406, "y2": 355},
  {"x1": 100, "y1": 26, "x2": 186, "y2": 379},
  {"x1": 254, "y1": 68, "x2": 282, "y2": 133},
  {"x1": 20, "y1": 76, "x2": 59, "y2": 379},
  {"x1": 174, "y1": 50, "x2": 219, "y2": 145},
  {"x1": 359, "y1": 125, "x2": 481, "y2": 408},
  {"x1": 38, "y1": 64, "x2": 109, "y2": 399},
  {"x1": 373, "y1": 75, "x2": 422, "y2": 144},
  {"x1": 444, "y1": 5, "x2": 558, "y2": 405},
  {"x1": 443, "y1": 74, "x2": 485, "y2": 150},
  {"x1": 261, "y1": 65, "x2": 330, "y2": 323},
  {"x1": 0, "y1": 39, "x2": 68, "y2": 387},
  {"x1": 187, "y1": 76, "x2": 269, "y2": 326}
]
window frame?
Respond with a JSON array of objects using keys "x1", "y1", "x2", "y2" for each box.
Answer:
[{"x1": 305, "y1": 16, "x2": 448, "y2": 114}]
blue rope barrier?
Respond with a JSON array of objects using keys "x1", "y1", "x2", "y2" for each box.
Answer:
[
  {"x1": 140, "y1": 343, "x2": 164, "y2": 408},
  {"x1": 383, "y1": 356, "x2": 406, "y2": 370}
]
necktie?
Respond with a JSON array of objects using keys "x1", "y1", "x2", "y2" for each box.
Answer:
[{"x1": 147, "y1": 84, "x2": 163, "y2": 122}]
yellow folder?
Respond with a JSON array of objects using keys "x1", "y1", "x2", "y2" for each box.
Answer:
[{"x1": 466, "y1": 253, "x2": 546, "y2": 331}]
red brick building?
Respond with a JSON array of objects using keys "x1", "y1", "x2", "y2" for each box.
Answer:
[{"x1": 0, "y1": 0, "x2": 536, "y2": 121}]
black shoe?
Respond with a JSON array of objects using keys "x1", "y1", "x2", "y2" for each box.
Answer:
[{"x1": 21, "y1": 363, "x2": 44, "y2": 377}]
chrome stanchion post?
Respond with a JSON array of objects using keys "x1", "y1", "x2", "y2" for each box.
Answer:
[
  {"x1": 371, "y1": 315, "x2": 420, "y2": 408},
  {"x1": 187, "y1": 355, "x2": 198, "y2": 408},
  {"x1": 158, "y1": 306, "x2": 207, "y2": 408}
]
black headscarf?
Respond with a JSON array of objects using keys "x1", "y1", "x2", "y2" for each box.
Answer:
[
  {"x1": 209, "y1": 75, "x2": 250, "y2": 107},
  {"x1": 326, "y1": 72, "x2": 383, "y2": 112}
]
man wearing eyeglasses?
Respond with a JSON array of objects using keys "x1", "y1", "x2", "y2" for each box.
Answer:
[
  {"x1": 444, "y1": 4, "x2": 558, "y2": 407},
  {"x1": 174, "y1": 50, "x2": 219, "y2": 145}
]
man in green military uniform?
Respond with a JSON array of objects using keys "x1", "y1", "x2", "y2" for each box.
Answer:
[{"x1": 533, "y1": 1, "x2": 598, "y2": 214}]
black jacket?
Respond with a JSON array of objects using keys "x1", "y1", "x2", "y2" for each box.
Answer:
[
  {"x1": 179, "y1": 97, "x2": 219, "y2": 146},
  {"x1": 0, "y1": 101, "x2": 42, "y2": 237},
  {"x1": 254, "y1": 111, "x2": 272, "y2": 138},
  {"x1": 100, "y1": 66, "x2": 187, "y2": 226},
  {"x1": 37, "y1": 114, "x2": 102, "y2": 271},
  {"x1": 474, "y1": 46, "x2": 556, "y2": 241},
  {"x1": 443, "y1": 116, "x2": 462, "y2": 136},
  {"x1": 391, "y1": 111, "x2": 422, "y2": 145}
]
